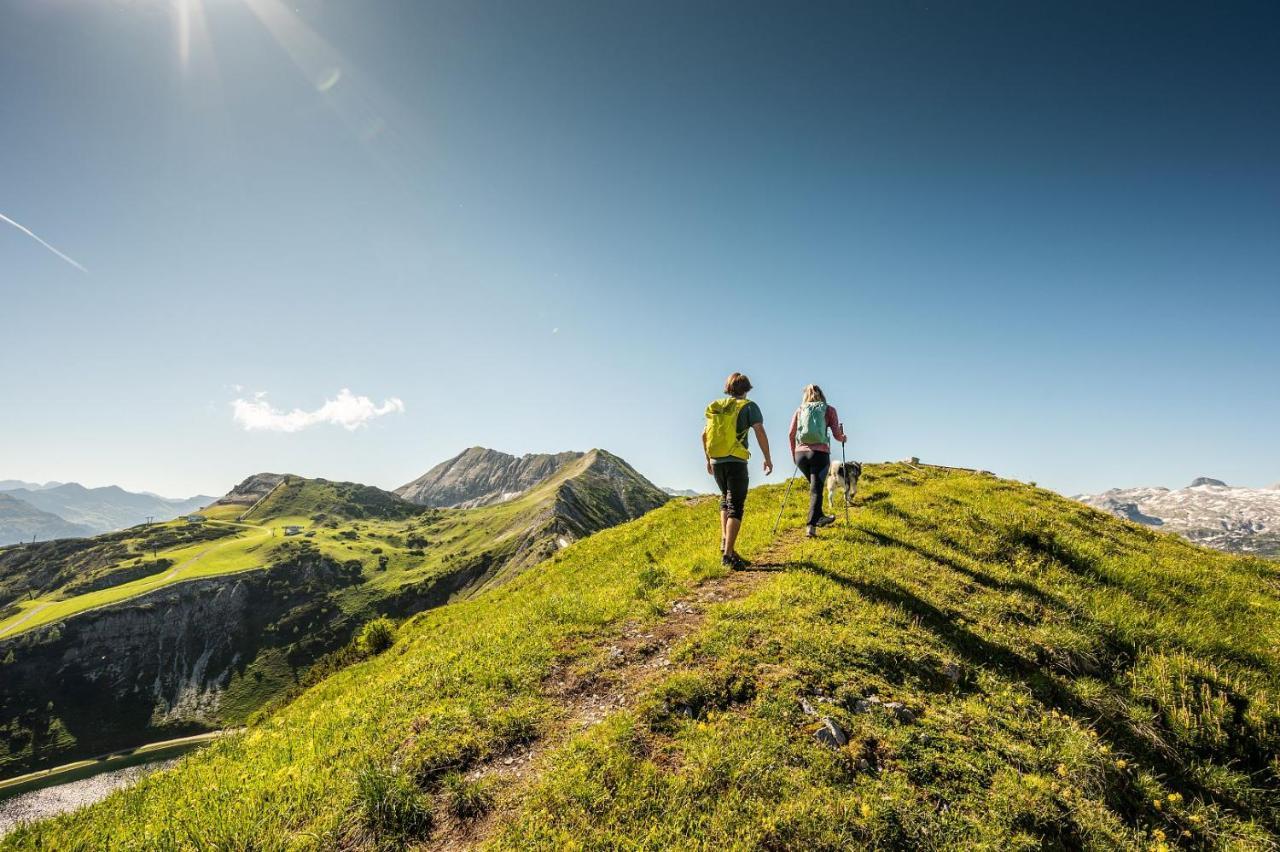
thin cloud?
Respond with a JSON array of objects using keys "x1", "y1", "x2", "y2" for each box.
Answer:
[
  {"x1": 232, "y1": 388, "x2": 405, "y2": 433},
  {"x1": 0, "y1": 212, "x2": 88, "y2": 273}
]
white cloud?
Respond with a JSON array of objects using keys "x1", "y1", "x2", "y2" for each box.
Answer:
[{"x1": 232, "y1": 388, "x2": 405, "y2": 433}]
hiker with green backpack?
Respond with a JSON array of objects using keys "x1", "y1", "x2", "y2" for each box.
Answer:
[
  {"x1": 703, "y1": 372, "x2": 773, "y2": 568},
  {"x1": 788, "y1": 384, "x2": 847, "y2": 537}
]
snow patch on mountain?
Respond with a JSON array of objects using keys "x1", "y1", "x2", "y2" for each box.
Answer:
[{"x1": 1076, "y1": 477, "x2": 1280, "y2": 557}]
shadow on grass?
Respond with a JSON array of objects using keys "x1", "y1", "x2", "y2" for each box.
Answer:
[
  {"x1": 799, "y1": 563, "x2": 1277, "y2": 834},
  {"x1": 855, "y1": 528, "x2": 1073, "y2": 612}
]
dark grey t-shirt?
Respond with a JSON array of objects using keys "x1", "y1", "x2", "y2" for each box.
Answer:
[{"x1": 712, "y1": 400, "x2": 763, "y2": 465}]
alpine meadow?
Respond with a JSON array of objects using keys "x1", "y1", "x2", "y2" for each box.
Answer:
[{"x1": 5, "y1": 465, "x2": 1279, "y2": 850}]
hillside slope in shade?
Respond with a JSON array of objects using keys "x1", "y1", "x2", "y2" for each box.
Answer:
[{"x1": 9, "y1": 465, "x2": 1278, "y2": 850}]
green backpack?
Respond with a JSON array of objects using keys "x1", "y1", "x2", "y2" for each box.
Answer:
[
  {"x1": 704, "y1": 398, "x2": 751, "y2": 460},
  {"x1": 796, "y1": 402, "x2": 828, "y2": 445}
]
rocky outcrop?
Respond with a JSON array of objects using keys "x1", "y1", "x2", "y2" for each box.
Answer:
[
  {"x1": 1189, "y1": 477, "x2": 1228, "y2": 488},
  {"x1": 395, "y1": 448, "x2": 585, "y2": 508},
  {"x1": 214, "y1": 473, "x2": 287, "y2": 507}
]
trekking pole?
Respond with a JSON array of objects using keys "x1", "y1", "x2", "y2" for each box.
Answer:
[
  {"x1": 840, "y1": 433, "x2": 851, "y2": 527},
  {"x1": 772, "y1": 463, "x2": 800, "y2": 535}
]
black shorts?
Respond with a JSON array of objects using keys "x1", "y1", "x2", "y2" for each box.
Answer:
[{"x1": 713, "y1": 462, "x2": 749, "y2": 520}]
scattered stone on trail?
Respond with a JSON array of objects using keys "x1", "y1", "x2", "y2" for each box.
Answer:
[
  {"x1": 607, "y1": 645, "x2": 624, "y2": 662},
  {"x1": 850, "y1": 694, "x2": 915, "y2": 722},
  {"x1": 883, "y1": 702, "x2": 916, "y2": 723},
  {"x1": 799, "y1": 697, "x2": 819, "y2": 717},
  {"x1": 943, "y1": 662, "x2": 963, "y2": 685},
  {"x1": 815, "y1": 717, "x2": 848, "y2": 748},
  {"x1": 856, "y1": 758, "x2": 873, "y2": 773}
]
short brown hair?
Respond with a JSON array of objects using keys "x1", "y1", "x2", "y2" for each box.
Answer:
[{"x1": 724, "y1": 372, "x2": 752, "y2": 396}]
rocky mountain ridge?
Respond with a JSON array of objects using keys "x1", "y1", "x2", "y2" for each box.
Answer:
[
  {"x1": 1076, "y1": 477, "x2": 1280, "y2": 557},
  {"x1": 395, "y1": 447, "x2": 586, "y2": 508}
]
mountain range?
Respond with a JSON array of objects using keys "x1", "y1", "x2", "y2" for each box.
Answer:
[
  {"x1": 0, "y1": 482, "x2": 212, "y2": 546},
  {"x1": 1076, "y1": 477, "x2": 1280, "y2": 557},
  {"x1": 0, "y1": 495, "x2": 95, "y2": 545}
]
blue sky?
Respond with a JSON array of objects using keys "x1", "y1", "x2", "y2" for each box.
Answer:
[{"x1": 1, "y1": 0, "x2": 1277, "y2": 499}]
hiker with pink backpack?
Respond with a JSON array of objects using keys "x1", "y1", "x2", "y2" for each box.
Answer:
[{"x1": 788, "y1": 384, "x2": 848, "y2": 537}]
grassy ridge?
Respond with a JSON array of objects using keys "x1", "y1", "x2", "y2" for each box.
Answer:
[
  {"x1": 7, "y1": 465, "x2": 1280, "y2": 849},
  {"x1": 0, "y1": 521, "x2": 272, "y2": 637}
]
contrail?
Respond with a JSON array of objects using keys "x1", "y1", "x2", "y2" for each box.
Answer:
[{"x1": 0, "y1": 212, "x2": 88, "y2": 273}]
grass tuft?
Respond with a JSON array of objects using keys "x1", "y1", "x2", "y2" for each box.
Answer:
[{"x1": 351, "y1": 760, "x2": 433, "y2": 848}]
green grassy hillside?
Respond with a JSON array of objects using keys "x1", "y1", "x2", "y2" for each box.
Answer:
[
  {"x1": 0, "y1": 474, "x2": 527, "y2": 641},
  {"x1": 6, "y1": 465, "x2": 1279, "y2": 850}
]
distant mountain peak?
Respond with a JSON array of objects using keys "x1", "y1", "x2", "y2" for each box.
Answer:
[
  {"x1": 662, "y1": 487, "x2": 702, "y2": 498},
  {"x1": 396, "y1": 448, "x2": 587, "y2": 508},
  {"x1": 1189, "y1": 477, "x2": 1228, "y2": 488}
]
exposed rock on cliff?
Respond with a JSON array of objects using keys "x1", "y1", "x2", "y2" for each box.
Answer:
[{"x1": 395, "y1": 448, "x2": 586, "y2": 508}]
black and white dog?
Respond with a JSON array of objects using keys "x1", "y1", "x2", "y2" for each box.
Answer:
[{"x1": 826, "y1": 460, "x2": 863, "y2": 511}]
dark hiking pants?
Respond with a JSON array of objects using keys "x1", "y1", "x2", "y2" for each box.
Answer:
[
  {"x1": 795, "y1": 449, "x2": 830, "y2": 526},
  {"x1": 713, "y1": 461, "x2": 749, "y2": 520}
]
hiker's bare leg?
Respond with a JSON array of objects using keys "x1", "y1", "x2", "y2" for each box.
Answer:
[
  {"x1": 725, "y1": 517, "x2": 741, "y2": 556},
  {"x1": 720, "y1": 509, "x2": 730, "y2": 553}
]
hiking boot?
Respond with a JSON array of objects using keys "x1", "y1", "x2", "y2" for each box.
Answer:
[
  {"x1": 725, "y1": 552, "x2": 751, "y2": 570},
  {"x1": 815, "y1": 515, "x2": 836, "y2": 528}
]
